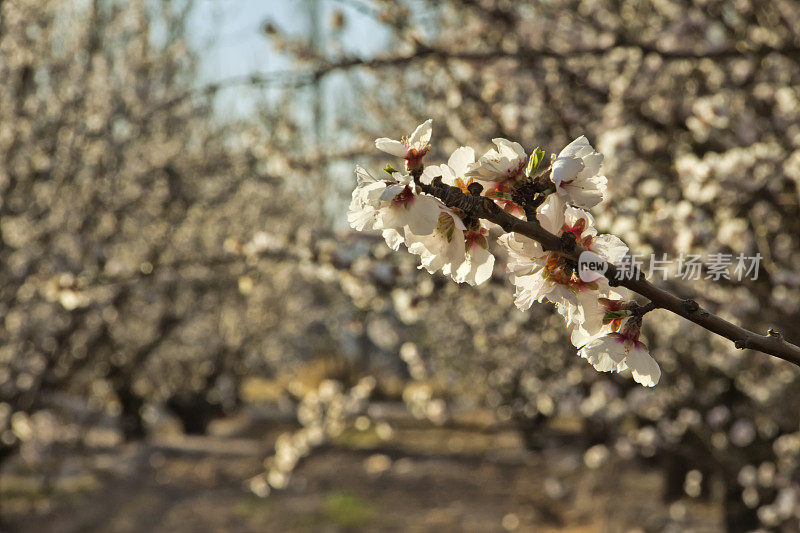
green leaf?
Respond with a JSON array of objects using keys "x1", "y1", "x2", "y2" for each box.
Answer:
[
  {"x1": 491, "y1": 191, "x2": 515, "y2": 201},
  {"x1": 383, "y1": 163, "x2": 397, "y2": 175},
  {"x1": 525, "y1": 147, "x2": 546, "y2": 177}
]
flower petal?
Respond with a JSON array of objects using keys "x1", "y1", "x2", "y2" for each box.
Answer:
[
  {"x1": 497, "y1": 233, "x2": 545, "y2": 278},
  {"x1": 557, "y1": 174, "x2": 607, "y2": 208},
  {"x1": 511, "y1": 273, "x2": 552, "y2": 309},
  {"x1": 493, "y1": 138, "x2": 526, "y2": 161},
  {"x1": 421, "y1": 165, "x2": 443, "y2": 184},
  {"x1": 409, "y1": 119, "x2": 433, "y2": 148},
  {"x1": 379, "y1": 183, "x2": 406, "y2": 202},
  {"x1": 469, "y1": 244, "x2": 495, "y2": 285},
  {"x1": 382, "y1": 229, "x2": 405, "y2": 250},
  {"x1": 591, "y1": 234, "x2": 629, "y2": 264},
  {"x1": 579, "y1": 334, "x2": 627, "y2": 372},
  {"x1": 347, "y1": 203, "x2": 378, "y2": 231},
  {"x1": 626, "y1": 344, "x2": 661, "y2": 387},
  {"x1": 581, "y1": 152, "x2": 604, "y2": 178},
  {"x1": 558, "y1": 136, "x2": 591, "y2": 159},
  {"x1": 447, "y1": 146, "x2": 476, "y2": 176},
  {"x1": 355, "y1": 165, "x2": 380, "y2": 185},
  {"x1": 375, "y1": 138, "x2": 407, "y2": 157},
  {"x1": 406, "y1": 195, "x2": 442, "y2": 235},
  {"x1": 536, "y1": 194, "x2": 566, "y2": 234},
  {"x1": 552, "y1": 157, "x2": 585, "y2": 185}
]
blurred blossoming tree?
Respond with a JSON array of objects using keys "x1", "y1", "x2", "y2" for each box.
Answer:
[
  {"x1": 0, "y1": 0, "x2": 341, "y2": 463},
  {"x1": 3, "y1": 0, "x2": 800, "y2": 530},
  {"x1": 265, "y1": 1, "x2": 800, "y2": 529}
]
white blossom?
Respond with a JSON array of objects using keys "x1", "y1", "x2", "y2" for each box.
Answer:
[
  {"x1": 578, "y1": 318, "x2": 661, "y2": 387},
  {"x1": 347, "y1": 166, "x2": 441, "y2": 246},
  {"x1": 411, "y1": 147, "x2": 495, "y2": 285},
  {"x1": 347, "y1": 166, "x2": 389, "y2": 231},
  {"x1": 560, "y1": 288, "x2": 630, "y2": 348},
  {"x1": 557, "y1": 292, "x2": 610, "y2": 347},
  {"x1": 375, "y1": 119, "x2": 432, "y2": 170},
  {"x1": 499, "y1": 194, "x2": 628, "y2": 326},
  {"x1": 406, "y1": 211, "x2": 467, "y2": 276},
  {"x1": 454, "y1": 227, "x2": 495, "y2": 286},
  {"x1": 551, "y1": 136, "x2": 608, "y2": 208},
  {"x1": 382, "y1": 228, "x2": 405, "y2": 251},
  {"x1": 465, "y1": 138, "x2": 527, "y2": 182}
]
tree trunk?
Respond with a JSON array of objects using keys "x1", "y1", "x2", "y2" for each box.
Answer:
[{"x1": 116, "y1": 385, "x2": 146, "y2": 440}]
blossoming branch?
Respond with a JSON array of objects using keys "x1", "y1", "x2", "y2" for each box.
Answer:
[{"x1": 348, "y1": 120, "x2": 800, "y2": 386}]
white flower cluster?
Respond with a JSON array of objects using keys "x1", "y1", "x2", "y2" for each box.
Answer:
[{"x1": 348, "y1": 120, "x2": 660, "y2": 386}]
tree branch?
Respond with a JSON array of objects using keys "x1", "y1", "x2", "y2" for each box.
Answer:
[
  {"x1": 152, "y1": 40, "x2": 800, "y2": 114},
  {"x1": 416, "y1": 175, "x2": 800, "y2": 368}
]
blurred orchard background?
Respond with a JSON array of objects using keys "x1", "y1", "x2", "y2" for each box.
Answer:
[{"x1": 1, "y1": 0, "x2": 800, "y2": 531}]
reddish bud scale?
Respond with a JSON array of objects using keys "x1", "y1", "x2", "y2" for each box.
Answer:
[
  {"x1": 560, "y1": 220, "x2": 593, "y2": 248},
  {"x1": 464, "y1": 226, "x2": 488, "y2": 251},
  {"x1": 485, "y1": 179, "x2": 525, "y2": 215},
  {"x1": 619, "y1": 316, "x2": 644, "y2": 344},
  {"x1": 404, "y1": 146, "x2": 430, "y2": 170},
  {"x1": 543, "y1": 252, "x2": 585, "y2": 289},
  {"x1": 540, "y1": 222, "x2": 599, "y2": 290},
  {"x1": 598, "y1": 297, "x2": 625, "y2": 311},
  {"x1": 391, "y1": 185, "x2": 415, "y2": 208}
]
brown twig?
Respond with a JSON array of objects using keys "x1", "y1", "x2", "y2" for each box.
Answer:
[{"x1": 415, "y1": 174, "x2": 800, "y2": 368}]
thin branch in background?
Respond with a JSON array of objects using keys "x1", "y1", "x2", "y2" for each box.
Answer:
[{"x1": 157, "y1": 38, "x2": 800, "y2": 115}]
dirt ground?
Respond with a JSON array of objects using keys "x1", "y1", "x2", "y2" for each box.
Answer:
[{"x1": 0, "y1": 407, "x2": 723, "y2": 532}]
